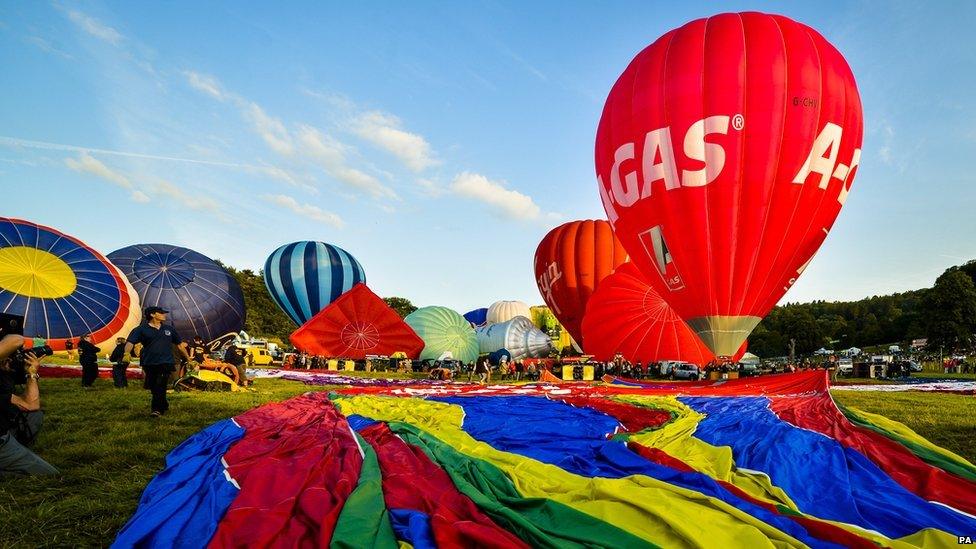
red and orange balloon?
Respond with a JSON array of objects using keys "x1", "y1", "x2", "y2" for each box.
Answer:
[
  {"x1": 533, "y1": 220, "x2": 628, "y2": 347},
  {"x1": 595, "y1": 12, "x2": 862, "y2": 357}
]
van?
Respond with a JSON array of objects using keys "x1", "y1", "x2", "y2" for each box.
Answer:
[
  {"x1": 245, "y1": 347, "x2": 274, "y2": 366},
  {"x1": 836, "y1": 358, "x2": 853, "y2": 376},
  {"x1": 672, "y1": 363, "x2": 702, "y2": 380}
]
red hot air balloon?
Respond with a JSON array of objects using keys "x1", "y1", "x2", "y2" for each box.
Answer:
[
  {"x1": 289, "y1": 283, "x2": 424, "y2": 359},
  {"x1": 533, "y1": 220, "x2": 628, "y2": 347},
  {"x1": 595, "y1": 12, "x2": 862, "y2": 357},
  {"x1": 582, "y1": 263, "x2": 745, "y2": 365}
]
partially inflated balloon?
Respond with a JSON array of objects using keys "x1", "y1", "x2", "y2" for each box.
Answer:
[
  {"x1": 404, "y1": 306, "x2": 479, "y2": 364},
  {"x1": 264, "y1": 241, "x2": 366, "y2": 326},
  {"x1": 595, "y1": 12, "x2": 862, "y2": 356},
  {"x1": 533, "y1": 220, "x2": 628, "y2": 346},
  {"x1": 0, "y1": 218, "x2": 140, "y2": 350},
  {"x1": 108, "y1": 244, "x2": 245, "y2": 343},
  {"x1": 475, "y1": 316, "x2": 553, "y2": 360},
  {"x1": 485, "y1": 300, "x2": 530, "y2": 325},
  {"x1": 582, "y1": 263, "x2": 745, "y2": 365}
]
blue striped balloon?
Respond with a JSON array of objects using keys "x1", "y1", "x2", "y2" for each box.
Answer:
[{"x1": 264, "y1": 241, "x2": 366, "y2": 326}]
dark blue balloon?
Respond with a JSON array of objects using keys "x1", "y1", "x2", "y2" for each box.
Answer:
[
  {"x1": 108, "y1": 244, "x2": 246, "y2": 343},
  {"x1": 264, "y1": 241, "x2": 365, "y2": 326},
  {"x1": 463, "y1": 308, "x2": 488, "y2": 327}
]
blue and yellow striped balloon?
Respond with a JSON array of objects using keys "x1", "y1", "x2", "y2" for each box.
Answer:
[{"x1": 264, "y1": 241, "x2": 366, "y2": 326}]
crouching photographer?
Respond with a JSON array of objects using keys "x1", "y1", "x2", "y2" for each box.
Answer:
[{"x1": 0, "y1": 333, "x2": 58, "y2": 477}]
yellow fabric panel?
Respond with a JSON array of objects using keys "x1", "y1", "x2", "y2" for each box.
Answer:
[
  {"x1": 0, "y1": 246, "x2": 77, "y2": 298},
  {"x1": 617, "y1": 395, "x2": 798, "y2": 511},
  {"x1": 561, "y1": 365, "x2": 574, "y2": 380},
  {"x1": 336, "y1": 395, "x2": 807, "y2": 549}
]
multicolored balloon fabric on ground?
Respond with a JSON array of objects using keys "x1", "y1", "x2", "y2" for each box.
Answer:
[{"x1": 115, "y1": 372, "x2": 976, "y2": 548}]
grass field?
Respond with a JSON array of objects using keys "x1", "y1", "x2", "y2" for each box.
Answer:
[{"x1": 0, "y1": 377, "x2": 973, "y2": 548}]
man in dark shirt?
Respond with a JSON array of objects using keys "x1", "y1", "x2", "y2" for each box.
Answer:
[
  {"x1": 124, "y1": 307, "x2": 190, "y2": 417},
  {"x1": 189, "y1": 336, "x2": 207, "y2": 365}
]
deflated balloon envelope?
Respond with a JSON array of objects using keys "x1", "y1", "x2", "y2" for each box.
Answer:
[
  {"x1": 108, "y1": 244, "x2": 245, "y2": 343},
  {"x1": 595, "y1": 12, "x2": 863, "y2": 356}
]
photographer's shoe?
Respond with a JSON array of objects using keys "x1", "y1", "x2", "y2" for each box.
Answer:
[{"x1": 150, "y1": 411, "x2": 162, "y2": 417}]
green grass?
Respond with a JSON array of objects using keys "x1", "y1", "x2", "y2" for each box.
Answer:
[
  {"x1": 2, "y1": 377, "x2": 973, "y2": 548},
  {"x1": 830, "y1": 390, "x2": 976, "y2": 463}
]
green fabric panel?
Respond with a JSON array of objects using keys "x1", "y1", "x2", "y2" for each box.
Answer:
[
  {"x1": 836, "y1": 401, "x2": 976, "y2": 484},
  {"x1": 330, "y1": 432, "x2": 398, "y2": 549},
  {"x1": 388, "y1": 421, "x2": 657, "y2": 549}
]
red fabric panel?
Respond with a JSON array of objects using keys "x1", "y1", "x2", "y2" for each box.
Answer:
[
  {"x1": 289, "y1": 283, "x2": 424, "y2": 359},
  {"x1": 360, "y1": 422, "x2": 529, "y2": 549},
  {"x1": 554, "y1": 395, "x2": 672, "y2": 433},
  {"x1": 771, "y1": 394, "x2": 976, "y2": 516},
  {"x1": 627, "y1": 441, "x2": 877, "y2": 549},
  {"x1": 208, "y1": 393, "x2": 361, "y2": 548}
]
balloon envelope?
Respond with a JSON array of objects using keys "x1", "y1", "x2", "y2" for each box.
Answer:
[
  {"x1": 289, "y1": 284, "x2": 424, "y2": 359},
  {"x1": 463, "y1": 307, "x2": 488, "y2": 328},
  {"x1": 486, "y1": 300, "x2": 531, "y2": 325},
  {"x1": 108, "y1": 244, "x2": 246, "y2": 343},
  {"x1": 595, "y1": 12, "x2": 862, "y2": 356},
  {"x1": 404, "y1": 306, "x2": 478, "y2": 364},
  {"x1": 476, "y1": 316, "x2": 554, "y2": 360},
  {"x1": 533, "y1": 219, "x2": 628, "y2": 346},
  {"x1": 582, "y1": 263, "x2": 744, "y2": 365},
  {"x1": 264, "y1": 241, "x2": 365, "y2": 327},
  {"x1": 0, "y1": 218, "x2": 139, "y2": 350}
]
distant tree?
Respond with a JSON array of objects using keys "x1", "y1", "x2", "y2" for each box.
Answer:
[
  {"x1": 384, "y1": 297, "x2": 417, "y2": 318},
  {"x1": 220, "y1": 263, "x2": 297, "y2": 343},
  {"x1": 921, "y1": 268, "x2": 976, "y2": 351}
]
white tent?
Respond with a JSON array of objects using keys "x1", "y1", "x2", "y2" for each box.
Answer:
[
  {"x1": 739, "y1": 352, "x2": 761, "y2": 365},
  {"x1": 841, "y1": 347, "x2": 862, "y2": 357}
]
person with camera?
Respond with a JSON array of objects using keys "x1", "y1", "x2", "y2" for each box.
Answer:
[
  {"x1": 0, "y1": 334, "x2": 58, "y2": 476},
  {"x1": 124, "y1": 307, "x2": 190, "y2": 417}
]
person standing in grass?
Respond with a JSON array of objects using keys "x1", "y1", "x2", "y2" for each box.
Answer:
[
  {"x1": 124, "y1": 307, "x2": 190, "y2": 417},
  {"x1": 78, "y1": 334, "x2": 100, "y2": 389},
  {"x1": 109, "y1": 337, "x2": 129, "y2": 388}
]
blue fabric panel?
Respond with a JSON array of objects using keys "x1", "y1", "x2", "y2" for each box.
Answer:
[
  {"x1": 681, "y1": 396, "x2": 976, "y2": 539},
  {"x1": 388, "y1": 508, "x2": 436, "y2": 549},
  {"x1": 111, "y1": 419, "x2": 245, "y2": 548}
]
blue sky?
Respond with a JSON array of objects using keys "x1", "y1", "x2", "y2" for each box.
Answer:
[{"x1": 2, "y1": 1, "x2": 975, "y2": 313}]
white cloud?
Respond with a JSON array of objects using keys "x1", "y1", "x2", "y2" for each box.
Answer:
[
  {"x1": 245, "y1": 103, "x2": 294, "y2": 156},
  {"x1": 350, "y1": 111, "x2": 438, "y2": 172},
  {"x1": 183, "y1": 71, "x2": 224, "y2": 100},
  {"x1": 416, "y1": 178, "x2": 446, "y2": 197},
  {"x1": 155, "y1": 180, "x2": 227, "y2": 221},
  {"x1": 265, "y1": 194, "x2": 344, "y2": 228},
  {"x1": 25, "y1": 36, "x2": 74, "y2": 60},
  {"x1": 297, "y1": 126, "x2": 397, "y2": 199},
  {"x1": 64, "y1": 153, "x2": 148, "y2": 203},
  {"x1": 450, "y1": 171, "x2": 547, "y2": 221},
  {"x1": 65, "y1": 153, "x2": 130, "y2": 187},
  {"x1": 66, "y1": 9, "x2": 123, "y2": 45}
]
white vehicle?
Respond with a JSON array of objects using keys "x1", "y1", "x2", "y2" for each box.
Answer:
[
  {"x1": 672, "y1": 363, "x2": 703, "y2": 381},
  {"x1": 836, "y1": 358, "x2": 854, "y2": 376}
]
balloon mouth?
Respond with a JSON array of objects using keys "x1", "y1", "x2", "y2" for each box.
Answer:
[
  {"x1": 133, "y1": 253, "x2": 196, "y2": 288},
  {"x1": 684, "y1": 316, "x2": 761, "y2": 357},
  {"x1": 340, "y1": 322, "x2": 380, "y2": 349}
]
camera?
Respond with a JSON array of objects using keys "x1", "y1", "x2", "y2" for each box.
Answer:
[{"x1": 0, "y1": 312, "x2": 53, "y2": 383}]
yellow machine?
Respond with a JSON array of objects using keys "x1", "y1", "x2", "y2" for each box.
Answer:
[{"x1": 244, "y1": 347, "x2": 274, "y2": 366}]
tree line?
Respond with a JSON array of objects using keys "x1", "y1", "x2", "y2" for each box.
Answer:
[{"x1": 749, "y1": 260, "x2": 976, "y2": 357}]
